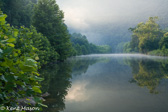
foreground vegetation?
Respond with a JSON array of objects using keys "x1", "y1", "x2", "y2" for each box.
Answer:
[
  {"x1": 124, "y1": 17, "x2": 168, "y2": 56},
  {"x1": 0, "y1": 11, "x2": 44, "y2": 109}
]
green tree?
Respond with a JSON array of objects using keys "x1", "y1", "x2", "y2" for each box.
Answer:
[
  {"x1": 29, "y1": 26, "x2": 58, "y2": 66},
  {"x1": 75, "y1": 44, "x2": 82, "y2": 55},
  {"x1": 70, "y1": 33, "x2": 111, "y2": 55},
  {"x1": 159, "y1": 32, "x2": 168, "y2": 49},
  {"x1": 81, "y1": 45, "x2": 88, "y2": 55},
  {"x1": 129, "y1": 17, "x2": 163, "y2": 53},
  {"x1": 129, "y1": 33, "x2": 139, "y2": 52},
  {"x1": 32, "y1": 0, "x2": 72, "y2": 61},
  {"x1": 0, "y1": 0, "x2": 36, "y2": 27},
  {"x1": 123, "y1": 42, "x2": 132, "y2": 53}
]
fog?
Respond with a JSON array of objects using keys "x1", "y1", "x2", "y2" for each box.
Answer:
[{"x1": 57, "y1": 0, "x2": 168, "y2": 52}]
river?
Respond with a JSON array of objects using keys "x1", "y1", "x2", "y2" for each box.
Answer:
[{"x1": 40, "y1": 54, "x2": 168, "y2": 112}]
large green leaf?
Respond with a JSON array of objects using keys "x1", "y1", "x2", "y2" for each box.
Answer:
[
  {"x1": 6, "y1": 43, "x2": 15, "y2": 47},
  {"x1": 32, "y1": 86, "x2": 42, "y2": 93},
  {"x1": 0, "y1": 14, "x2": 7, "y2": 22},
  {"x1": 30, "y1": 76, "x2": 44, "y2": 82},
  {"x1": 13, "y1": 29, "x2": 18, "y2": 37},
  {"x1": 25, "y1": 58, "x2": 37, "y2": 68},
  {"x1": 20, "y1": 64, "x2": 36, "y2": 72},
  {"x1": 7, "y1": 38, "x2": 16, "y2": 42},
  {"x1": 0, "y1": 14, "x2": 7, "y2": 19}
]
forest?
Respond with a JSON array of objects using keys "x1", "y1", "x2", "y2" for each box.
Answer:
[{"x1": 0, "y1": 0, "x2": 111, "y2": 110}]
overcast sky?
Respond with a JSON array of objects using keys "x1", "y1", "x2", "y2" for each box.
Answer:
[{"x1": 56, "y1": 0, "x2": 168, "y2": 44}]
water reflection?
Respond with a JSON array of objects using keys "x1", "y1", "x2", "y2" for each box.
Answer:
[
  {"x1": 127, "y1": 57, "x2": 168, "y2": 94},
  {"x1": 40, "y1": 62, "x2": 72, "y2": 112},
  {"x1": 40, "y1": 54, "x2": 168, "y2": 112},
  {"x1": 65, "y1": 57, "x2": 109, "y2": 102},
  {"x1": 69, "y1": 57, "x2": 110, "y2": 76}
]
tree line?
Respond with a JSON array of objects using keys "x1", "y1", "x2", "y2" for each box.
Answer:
[
  {"x1": 71, "y1": 33, "x2": 111, "y2": 55},
  {"x1": 124, "y1": 16, "x2": 168, "y2": 56},
  {"x1": 0, "y1": 0, "x2": 111, "y2": 65}
]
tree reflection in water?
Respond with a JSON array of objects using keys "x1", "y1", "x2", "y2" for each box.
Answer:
[
  {"x1": 40, "y1": 62, "x2": 72, "y2": 112},
  {"x1": 39, "y1": 57, "x2": 105, "y2": 112},
  {"x1": 128, "y1": 58, "x2": 168, "y2": 94}
]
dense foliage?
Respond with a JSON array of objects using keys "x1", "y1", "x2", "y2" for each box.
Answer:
[
  {"x1": 0, "y1": 11, "x2": 43, "y2": 108},
  {"x1": 124, "y1": 17, "x2": 168, "y2": 56},
  {"x1": 32, "y1": 0, "x2": 73, "y2": 61},
  {"x1": 0, "y1": 0, "x2": 37, "y2": 27},
  {"x1": 29, "y1": 26, "x2": 58, "y2": 65},
  {"x1": 71, "y1": 33, "x2": 112, "y2": 55}
]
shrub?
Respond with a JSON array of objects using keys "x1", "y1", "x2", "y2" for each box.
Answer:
[{"x1": 0, "y1": 11, "x2": 43, "y2": 108}]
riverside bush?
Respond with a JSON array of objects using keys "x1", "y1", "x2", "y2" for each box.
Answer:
[{"x1": 0, "y1": 11, "x2": 44, "y2": 108}]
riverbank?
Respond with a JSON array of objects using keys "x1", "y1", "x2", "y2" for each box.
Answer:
[
  {"x1": 148, "y1": 49, "x2": 168, "y2": 57},
  {"x1": 124, "y1": 49, "x2": 168, "y2": 57}
]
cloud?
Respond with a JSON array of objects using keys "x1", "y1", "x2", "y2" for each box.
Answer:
[
  {"x1": 57, "y1": 0, "x2": 168, "y2": 46},
  {"x1": 63, "y1": 7, "x2": 90, "y2": 30},
  {"x1": 66, "y1": 80, "x2": 89, "y2": 102}
]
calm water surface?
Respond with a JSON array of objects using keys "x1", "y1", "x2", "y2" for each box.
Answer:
[{"x1": 41, "y1": 54, "x2": 168, "y2": 112}]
